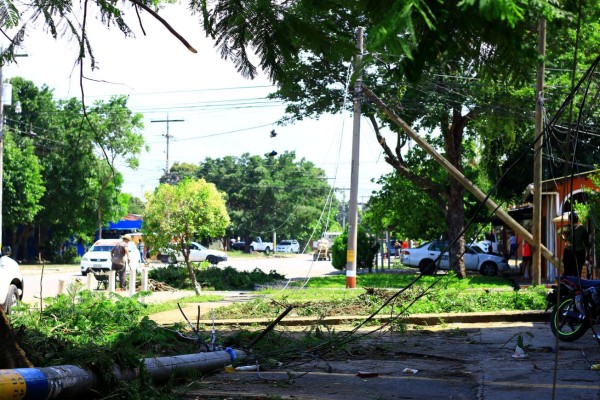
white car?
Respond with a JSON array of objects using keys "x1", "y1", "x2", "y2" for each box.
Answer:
[
  {"x1": 400, "y1": 240, "x2": 511, "y2": 276},
  {"x1": 276, "y1": 239, "x2": 300, "y2": 253},
  {"x1": 80, "y1": 239, "x2": 142, "y2": 275},
  {"x1": 159, "y1": 242, "x2": 227, "y2": 265},
  {"x1": 80, "y1": 239, "x2": 120, "y2": 275},
  {"x1": 0, "y1": 247, "x2": 24, "y2": 313}
]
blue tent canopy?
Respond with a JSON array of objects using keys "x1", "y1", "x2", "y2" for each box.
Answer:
[{"x1": 108, "y1": 219, "x2": 142, "y2": 230}]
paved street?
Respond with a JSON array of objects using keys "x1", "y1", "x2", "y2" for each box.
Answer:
[
  {"x1": 185, "y1": 321, "x2": 600, "y2": 400},
  {"x1": 19, "y1": 253, "x2": 342, "y2": 304}
]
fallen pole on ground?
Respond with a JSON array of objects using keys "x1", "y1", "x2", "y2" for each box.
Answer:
[{"x1": 0, "y1": 349, "x2": 246, "y2": 399}]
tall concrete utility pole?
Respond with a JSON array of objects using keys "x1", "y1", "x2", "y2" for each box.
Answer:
[
  {"x1": 151, "y1": 115, "x2": 183, "y2": 173},
  {"x1": 346, "y1": 26, "x2": 364, "y2": 289},
  {"x1": 532, "y1": 18, "x2": 546, "y2": 285}
]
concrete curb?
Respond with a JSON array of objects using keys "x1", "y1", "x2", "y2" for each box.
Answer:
[{"x1": 193, "y1": 310, "x2": 550, "y2": 327}]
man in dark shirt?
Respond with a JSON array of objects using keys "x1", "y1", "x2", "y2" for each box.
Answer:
[{"x1": 559, "y1": 213, "x2": 590, "y2": 277}]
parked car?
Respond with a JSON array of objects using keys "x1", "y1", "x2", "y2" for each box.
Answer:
[
  {"x1": 80, "y1": 238, "x2": 121, "y2": 275},
  {"x1": 0, "y1": 246, "x2": 24, "y2": 314},
  {"x1": 80, "y1": 238, "x2": 142, "y2": 276},
  {"x1": 276, "y1": 239, "x2": 300, "y2": 253},
  {"x1": 158, "y1": 242, "x2": 227, "y2": 265},
  {"x1": 231, "y1": 241, "x2": 246, "y2": 251},
  {"x1": 400, "y1": 240, "x2": 511, "y2": 276}
]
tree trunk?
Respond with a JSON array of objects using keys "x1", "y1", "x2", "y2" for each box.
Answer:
[
  {"x1": 447, "y1": 176, "x2": 466, "y2": 278},
  {"x1": 0, "y1": 308, "x2": 33, "y2": 368},
  {"x1": 186, "y1": 260, "x2": 201, "y2": 295},
  {"x1": 444, "y1": 109, "x2": 469, "y2": 278}
]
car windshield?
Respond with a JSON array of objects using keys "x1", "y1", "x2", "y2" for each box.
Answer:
[
  {"x1": 278, "y1": 241, "x2": 291, "y2": 245},
  {"x1": 90, "y1": 245, "x2": 115, "y2": 252},
  {"x1": 470, "y1": 245, "x2": 485, "y2": 254}
]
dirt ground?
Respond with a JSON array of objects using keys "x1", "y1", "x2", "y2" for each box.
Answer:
[{"x1": 179, "y1": 321, "x2": 600, "y2": 400}]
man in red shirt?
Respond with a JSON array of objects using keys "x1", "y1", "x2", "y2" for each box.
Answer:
[{"x1": 521, "y1": 241, "x2": 532, "y2": 279}]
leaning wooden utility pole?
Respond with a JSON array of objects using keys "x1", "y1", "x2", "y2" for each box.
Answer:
[
  {"x1": 362, "y1": 85, "x2": 562, "y2": 270},
  {"x1": 346, "y1": 26, "x2": 364, "y2": 289},
  {"x1": 532, "y1": 18, "x2": 547, "y2": 285}
]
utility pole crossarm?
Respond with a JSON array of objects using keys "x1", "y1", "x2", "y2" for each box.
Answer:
[
  {"x1": 362, "y1": 85, "x2": 562, "y2": 271},
  {"x1": 151, "y1": 116, "x2": 184, "y2": 174}
]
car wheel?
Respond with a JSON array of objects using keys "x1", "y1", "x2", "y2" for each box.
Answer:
[
  {"x1": 418, "y1": 259, "x2": 436, "y2": 275},
  {"x1": 168, "y1": 255, "x2": 177, "y2": 264},
  {"x1": 264, "y1": 247, "x2": 270, "y2": 255},
  {"x1": 480, "y1": 262, "x2": 498, "y2": 276},
  {"x1": 82, "y1": 270, "x2": 88, "y2": 276},
  {"x1": 249, "y1": 246, "x2": 255, "y2": 253},
  {"x1": 206, "y1": 255, "x2": 217, "y2": 265},
  {"x1": 3, "y1": 284, "x2": 18, "y2": 314}
]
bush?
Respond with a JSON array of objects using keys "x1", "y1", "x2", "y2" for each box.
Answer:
[
  {"x1": 149, "y1": 265, "x2": 285, "y2": 291},
  {"x1": 331, "y1": 226, "x2": 379, "y2": 271}
]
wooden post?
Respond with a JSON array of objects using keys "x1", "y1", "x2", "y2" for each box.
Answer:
[
  {"x1": 129, "y1": 268, "x2": 136, "y2": 296},
  {"x1": 57, "y1": 279, "x2": 65, "y2": 295},
  {"x1": 86, "y1": 274, "x2": 94, "y2": 291},
  {"x1": 108, "y1": 270, "x2": 116, "y2": 293}
]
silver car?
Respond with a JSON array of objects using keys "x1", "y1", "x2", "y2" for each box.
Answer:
[
  {"x1": 400, "y1": 241, "x2": 511, "y2": 276},
  {"x1": 159, "y1": 242, "x2": 227, "y2": 265},
  {"x1": 276, "y1": 239, "x2": 300, "y2": 253}
]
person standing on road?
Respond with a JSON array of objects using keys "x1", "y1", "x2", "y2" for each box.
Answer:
[
  {"x1": 559, "y1": 212, "x2": 590, "y2": 278},
  {"x1": 111, "y1": 234, "x2": 130, "y2": 290},
  {"x1": 138, "y1": 238, "x2": 147, "y2": 266},
  {"x1": 508, "y1": 233, "x2": 517, "y2": 262},
  {"x1": 394, "y1": 240, "x2": 401, "y2": 259}
]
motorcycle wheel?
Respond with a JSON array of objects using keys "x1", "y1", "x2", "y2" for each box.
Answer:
[{"x1": 550, "y1": 297, "x2": 590, "y2": 342}]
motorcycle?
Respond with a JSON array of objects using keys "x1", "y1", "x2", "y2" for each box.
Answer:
[{"x1": 547, "y1": 275, "x2": 600, "y2": 342}]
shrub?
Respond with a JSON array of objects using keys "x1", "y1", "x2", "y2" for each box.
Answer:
[
  {"x1": 149, "y1": 265, "x2": 285, "y2": 291},
  {"x1": 331, "y1": 226, "x2": 379, "y2": 271}
]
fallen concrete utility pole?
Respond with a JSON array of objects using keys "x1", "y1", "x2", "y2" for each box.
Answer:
[
  {"x1": 0, "y1": 349, "x2": 245, "y2": 399},
  {"x1": 362, "y1": 85, "x2": 562, "y2": 271}
]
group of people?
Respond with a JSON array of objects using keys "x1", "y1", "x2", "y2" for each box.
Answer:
[
  {"x1": 110, "y1": 234, "x2": 147, "y2": 290},
  {"x1": 514, "y1": 211, "x2": 591, "y2": 280}
]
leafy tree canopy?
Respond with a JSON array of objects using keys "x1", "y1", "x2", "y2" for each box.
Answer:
[
  {"x1": 3, "y1": 78, "x2": 145, "y2": 258},
  {"x1": 143, "y1": 178, "x2": 230, "y2": 294},
  {"x1": 167, "y1": 151, "x2": 338, "y2": 248}
]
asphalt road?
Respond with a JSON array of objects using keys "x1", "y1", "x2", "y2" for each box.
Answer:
[
  {"x1": 20, "y1": 253, "x2": 345, "y2": 304},
  {"x1": 185, "y1": 321, "x2": 600, "y2": 400}
]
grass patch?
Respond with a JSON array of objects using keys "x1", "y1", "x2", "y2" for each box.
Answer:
[
  {"x1": 142, "y1": 294, "x2": 225, "y2": 315},
  {"x1": 293, "y1": 272, "x2": 514, "y2": 290},
  {"x1": 212, "y1": 272, "x2": 548, "y2": 320}
]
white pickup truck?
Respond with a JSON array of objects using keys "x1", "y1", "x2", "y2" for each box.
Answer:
[{"x1": 249, "y1": 237, "x2": 273, "y2": 255}]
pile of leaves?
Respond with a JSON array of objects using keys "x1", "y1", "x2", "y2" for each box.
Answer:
[
  {"x1": 149, "y1": 266, "x2": 285, "y2": 291},
  {"x1": 9, "y1": 283, "x2": 199, "y2": 399}
]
